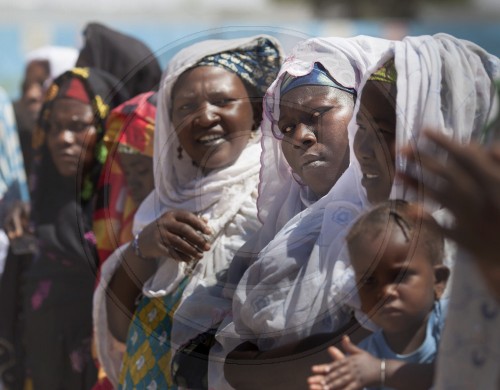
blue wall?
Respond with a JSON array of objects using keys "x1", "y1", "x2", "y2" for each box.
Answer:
[{"x1": 2, "y1": 20, "x2": 499, "y2": 100}]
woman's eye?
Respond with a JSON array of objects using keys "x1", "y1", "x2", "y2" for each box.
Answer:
[
  {"x1": 360, "y1": 276, "x2": 376, "y2": 287},
  {"x1": 179, "y1": 103, "x2": 196, "y2": 112},
  {"x1": 280, "y1": 124, "x2": 294, "y2": 135},
  {"x1": 213, "y1": 98, "x2": 234, "y2": 106}
]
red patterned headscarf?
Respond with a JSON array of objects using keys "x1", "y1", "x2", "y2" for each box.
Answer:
[{"x1": 93, "y1": 91, "x2": 156, "y2": 268}]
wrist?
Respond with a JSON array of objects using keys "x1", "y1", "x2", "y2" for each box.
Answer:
[
  {"x1": 380, "y1": 358, "x2": 386, "y2": 387},
  {"x1": 132, "y1": 231, "x2": 157, "y2": 261}
]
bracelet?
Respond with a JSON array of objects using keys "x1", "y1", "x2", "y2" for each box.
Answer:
[
  {"x1": 380, "y1": 359, "x2": 386, "y2": 387},
  {"x1": 132, "y1": 232, "x2": 155, "y2": 261}
]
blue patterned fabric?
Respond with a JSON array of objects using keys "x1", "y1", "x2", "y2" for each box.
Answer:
[
  {"x1": 118, "y1": 277, "x2": 189, "y2": 390},
  {"x1": 0, "y1": 87, "x2": 29, "y2": 222},
  {"x1": 196, "y1": 37, "x2": 281, "y2": 97}
]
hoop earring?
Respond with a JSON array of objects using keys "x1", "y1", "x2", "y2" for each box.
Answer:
[{"x1": 177, "y1": 145, "x2": 183, "y2": 160}]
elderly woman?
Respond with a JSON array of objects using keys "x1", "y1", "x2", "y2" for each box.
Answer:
[{"x1": 93, "y1": 35, "x2": 283, "y2": 389}]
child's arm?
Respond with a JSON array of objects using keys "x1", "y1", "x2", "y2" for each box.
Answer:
[{"x1": 308, "y1": 335, "x2": 434, "y2": 390}]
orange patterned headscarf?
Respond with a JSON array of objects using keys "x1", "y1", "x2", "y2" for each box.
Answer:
[{"x1": 93, "y1": 91, "x2": 156, "y2": 268}]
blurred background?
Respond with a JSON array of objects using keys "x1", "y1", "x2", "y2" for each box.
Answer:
[{"x1": 1, "y1": 0, "x2": 499, "y2": 99}]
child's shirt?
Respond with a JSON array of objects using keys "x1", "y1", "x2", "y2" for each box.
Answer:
[{"x1": 358, "y1": 299, "x2": 448, "y2": 390}]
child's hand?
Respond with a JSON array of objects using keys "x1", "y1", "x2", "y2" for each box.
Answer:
[
  {"x1": 137, "y1": 209, "x2": 212, "y2": 262},
  {"x1": 307, "y1": 336, "x2": 381, "y2": 390}
]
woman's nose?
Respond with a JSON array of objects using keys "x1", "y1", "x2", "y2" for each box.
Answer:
[
  {"x1": 292, "y1": 123, "x2": 317, "y2": 149},
  {"x1": 58, "y1": 129, "x2": 76, "y2": 144},
  {"x1": 353, "y1": 128, "x2": 374, "y2": 161},
  {"x1": 194, "y1": 103, "x2": 220, "y2": 127}
]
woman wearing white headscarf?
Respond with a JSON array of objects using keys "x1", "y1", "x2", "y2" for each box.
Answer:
[
  {"x1": 201, "y1": 36, "x2": 393, "y2": 389},
  {"x1": 223, "y1": 34, "x2": 498, "y2": 389},
  {"x1": 93, "y1": 35, "x2": 283, "y2": 388},
  {"x1": 14, "y1": 45, "x2": 78, "y2": 178},
  {"x1": 227, "y1": 35, "x2": 393, "y2": 351}
]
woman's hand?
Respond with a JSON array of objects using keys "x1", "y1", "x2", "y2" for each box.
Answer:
[
  {"x1": 3, "y1": 201, "x2": 32, "y2": 240},
  {"x1": 308, "y1": 336, "x2": 380, "y2": 390},
  {"x1": 137, "y1": 209, "x2": 212, "y2": 262}
]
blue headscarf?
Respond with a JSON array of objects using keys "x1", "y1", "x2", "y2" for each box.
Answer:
[{"x1": 280, "y1": 62, "x2": 356, "y2": 97}]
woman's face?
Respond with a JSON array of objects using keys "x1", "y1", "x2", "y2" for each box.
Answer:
[
  {"x1": 21, "y1": 60, "x2": 50, "y2": 124},
  {"x1": 47, "y1": 98, "x2": 97, "y2": 178},
  {"x1": 171, "y1": 66, "x2": 254, "y2": 172},
  {"x1": 278, "y1": 85, "x2": 353, "y2": 198},
  {"x1": 354, "y1": 81, "x2": 397, "y2": 204},
  {"x1": 119, "y1": 153, "x2": 154, "y2": 205}
]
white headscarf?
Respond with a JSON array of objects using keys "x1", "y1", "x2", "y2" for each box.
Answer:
[
  {"x1": 218, "y1": 36, "x2": 394, "y2": 355},
  {"x1": 228, "y1": 34, "x2": 499, "y2": 351},
  {"x1": 25, "y1": 45, "x2": 78, "y2": 86},
  {"x1": 338, "y1": 33, "x2": 500, "y2": 327},
  {"x1": 93, "y1": 35, "x2": 284, "y2": 386}
]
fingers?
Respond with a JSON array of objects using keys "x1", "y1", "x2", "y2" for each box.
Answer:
[
  {"x1": 328, "y1": 346, "x2": 346, "y2": 361},
  {"x1": 340, "y1": 336, "x2": 363, "y2": 355},
  {"x1": 150, "y1": 210, "x2": 213, "y2": 262}
]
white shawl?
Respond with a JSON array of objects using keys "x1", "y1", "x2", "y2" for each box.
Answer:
[
  {"x1": 230, "y1": 33, "x2": 499, "y2": 351},
  {"x1": 93, "y1": 34, "x2": 283, "y2": 387},
  {"x1": 336, "y1": 33, "x2": 500, "y2": 330},
  {"x1": 217, "y1": 36, "x2": 394, "y2": 359}
]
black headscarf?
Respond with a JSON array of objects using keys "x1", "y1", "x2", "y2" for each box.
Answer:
[
  {"x1": 28, "y1": 67, "x2": 129, "y2": 286},
  {"x1": 76, "y1": 22, "x2": 162, "y2": 97}
]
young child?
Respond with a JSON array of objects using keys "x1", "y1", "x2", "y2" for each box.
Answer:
[{"x1": 308, "y1": 200, "x2": 450, "y2": 390}]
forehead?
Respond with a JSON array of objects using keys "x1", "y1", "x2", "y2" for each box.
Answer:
[
  {"x1": 172, "y1": 65, "x2": 247, "y2": 98},
  {"x1": 279, "y1": 85, "x2": 345, "y2": 110},
  {"x1": 357, "y1": 81, "x2": 396, "y2": 118},
  {"x1": 50, "y1": 98, "x2": 92, "y2": 118}
]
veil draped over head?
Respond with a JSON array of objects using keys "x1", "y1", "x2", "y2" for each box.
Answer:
[
  {"x1": 229, "y1": 34, "x2": 499, "y2": 352},
  {"x1": 93, "y1": 35, "x2": 283, "y2": 386},
  {"x1": 217, "y1": 36, "x2": 394, "y2": 356}
]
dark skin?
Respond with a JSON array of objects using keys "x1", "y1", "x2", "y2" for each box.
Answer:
[
  {"x1": 118, "y1": 153, "x2": 154, "y2": 205},
  {"x1": 279, "y1": 85, "x2": 353, "y2": 198},
  {"x1": 106, "y1": 65, "x2": 256, "y2": 342},
  {"x1": 4, "y1": 97, "x2": 96, "y2": 240},
  {"x1": 354, "y1": 80, "x2": 397, "y2": 204},
  {"x1": 400, "y1": 130, "x2": 500, "y2": 302},
  {"x1": 20, "y1": 60, "x2": 50, "y2": 126},
  {"x1": 308, "y1": 219, "x2": 449, "y2": 390},
  {"x1": 224, "y1": 84, "x2": 361, "y2": 389},
  {"x1": 225, "y1": 317, "x2": 371, "y2": 390}
]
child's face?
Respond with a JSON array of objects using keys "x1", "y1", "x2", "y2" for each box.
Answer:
[
  {"x1": 119, "y1": 153, "x2": 154, "y2": 205},
  {"x1": 354, "y1": 81, "x2": 397, "y2": 204},
  {"x1": 350, "y1": 227, "x2": 446, "y2": 335}
]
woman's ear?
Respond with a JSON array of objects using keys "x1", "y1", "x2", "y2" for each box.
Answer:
[{"x1": 433, "y1": 265, "x2": 450, "y2": 299}]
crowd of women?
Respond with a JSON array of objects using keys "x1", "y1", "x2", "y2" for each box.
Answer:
[{"x1": 0, "y1": 21, "x2": 499, "y2": 390}]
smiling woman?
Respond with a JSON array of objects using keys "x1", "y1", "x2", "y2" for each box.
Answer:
[
  {"x1": 93, "y1": 35, "x2": 283, "y2": 389},
  {"x1": 171, "y1": 65, "x2": 255, "y2": 172}
]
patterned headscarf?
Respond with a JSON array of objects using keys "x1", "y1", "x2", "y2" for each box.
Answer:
[
  {"x1": 368, "y1": 58, "x2": 397, "y2": 84},
  {"x1": 195, "y1": 36, "x2": 281, "y2": 97},
  {"x1": 93, "y1": 91, "x2": 156, "y2": 267}
]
